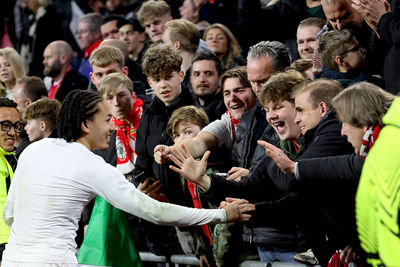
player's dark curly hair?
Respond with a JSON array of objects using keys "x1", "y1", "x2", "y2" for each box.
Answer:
[
  {"x1": 0, "y1": 97, "x2": 17, "y2": 108},
  {"x1": 57, "y1": 90, "x2": 103, "y2": 142}
]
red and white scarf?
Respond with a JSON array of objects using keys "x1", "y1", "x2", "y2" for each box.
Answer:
[
  {"x1": 226, "y1": 111, "x2": 240, "y2": 143},
  {"x1": 186, "y1": 180, "x2": 214, "y2": 244},
  {"x1": 359, "y1": 124, "x2": 381, "y2": 159},
  {"x1": 113, "y1": 99, "x2": 143, "y2": 174}
]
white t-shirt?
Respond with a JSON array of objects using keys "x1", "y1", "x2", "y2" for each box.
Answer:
[
  {"x1": 200, "y1": 113, "x2": 233, "y2": 151},
  {"x1": 2, "y1": 138, "x2": 226, "y2": 264}
]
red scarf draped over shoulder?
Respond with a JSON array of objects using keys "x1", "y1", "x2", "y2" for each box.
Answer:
[
  {"x1": 359, "y1": 124, "x2": 381, "y2": 159},
  {"x1": 184, "y1": 111, "x2": 240, "y2": 245},
  {"x1": 113, "y1": 99, "x2": 143, "y2": 174}
]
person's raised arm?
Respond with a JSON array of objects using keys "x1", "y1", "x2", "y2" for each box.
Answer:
[
  {"x1": 93, "y1": 159, "x2": 255, "y2": 226},
  {"x1": 154, "y1": 132, "x2": 219, "y2": 164}
]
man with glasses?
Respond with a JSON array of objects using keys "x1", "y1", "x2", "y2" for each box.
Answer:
[
  {"x1": 77, "y1": 13, "x2": 103, "y2": 80},
  {"x1": 0, "y1": 98, "x2": 22, "y2": 261}
]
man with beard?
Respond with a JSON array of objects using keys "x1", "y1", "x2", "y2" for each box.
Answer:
[
  {"x1": 190, "y1": 51, "x2": 226, "y2": 122},
  {"x1": 43, "y1": 41, "x2": 88, "y2": 102}
]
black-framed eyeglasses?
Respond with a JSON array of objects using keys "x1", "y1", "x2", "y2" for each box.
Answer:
[
  {"x1": 0, "y1": 120, "x2": 24, "y2": 133},
  {"x1": 339, "y1": 44, "x2": 360, "y2": 56}
]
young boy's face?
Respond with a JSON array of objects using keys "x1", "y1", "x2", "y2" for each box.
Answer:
[
  {"x1": 144, "y1": 15, "x2": 171, "y2": 42},
  {"x1": 264, "y1": 99, "x2": 301, "y2": 141},
  {"x1": 148, "y1": 71, "x2": 184, "y2": 106},
  {"x1": 104, "y1": 84, "x2": 136, "y2": 120},
  {"x1": 340, "y1": 40, "x2": 365, "y2": 71},
  {"x1": 25, "y1": 118, "x2": 45, "y2": 142},
  {"x1": 173, "y1": 121, "x2": 202, "y2": 143}
]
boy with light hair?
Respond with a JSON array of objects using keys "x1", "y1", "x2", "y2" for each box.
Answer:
[
  {"x1": 163, "y1": 19, "x2": 200, "y2": 73},
  {"x1": 23, "y1": 97, "x2": 61, "y2": 142},
  {"x1": 89, "y1": 45, "x2": 128, "y2": 89},
  {"x1": 317, "y1": 30, "x2": 373, "y2": 87},
  {"x1": 137, "y1": 0, "x2": 172, "y2": 43},
  {"x1": 99, "y1": 73, "x2": 142, "y2": 174}
]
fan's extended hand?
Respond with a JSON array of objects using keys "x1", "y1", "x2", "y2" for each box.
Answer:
[
  {"x1": 258, "y1": 140, "x2": 295, "y2": 174},
  {"x1": 169, "y1": 144, "x2": 212, "y2": 190}
]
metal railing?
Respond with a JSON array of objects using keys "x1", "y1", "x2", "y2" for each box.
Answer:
[{"x1": 138, "y1": 252, "x2": 321, "y2": 267}]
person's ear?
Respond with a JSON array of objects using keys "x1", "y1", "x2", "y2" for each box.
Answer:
[
  {"x1": 81, "y1": 120, "x2": 90, "y2": 134},
  {"x1": 131, "y1": 91, "x2": 137, "y2": 102},
  {"x1": 122, "y1": 66, "x2": 129, "y2": 76},
  {"x1": 179, "y1": 70, "x2": 185, "y2": 82},
  {"x1": 147, "y1": 77, "x2": 153, "y2": 88},
  {"x1": 39, "y1": 120, "x2": 47, "y2": 132},
  {"x1": 319, "y1": 101, "x2": 329, "y2": 117},
  {"x1": 174, "y1": 41, "x2": 181, "y2": 50},
  {"x1": 139, "y1": 32, "x2": 146, "y2": 42},
  {"x1": 89, "y1": 72, "x2": 95, "y2": 83},
  {"x1": 335, "y1": 55, "x2": 348, "y2": 67},
  {"x1": 60, "y1": 53, "x2": 68, "y2": 65},
  {"x1": 25, "y1": 98, "x2": 33, "y2": 107}
]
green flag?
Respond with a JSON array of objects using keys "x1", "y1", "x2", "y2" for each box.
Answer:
[{"x1": 77, "y1": 196, "x2": 142, "y2": 267}]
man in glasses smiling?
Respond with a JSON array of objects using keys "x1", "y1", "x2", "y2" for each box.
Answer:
[{"x1": 0, "y1": 97, "x2": 21, "y2": 261}]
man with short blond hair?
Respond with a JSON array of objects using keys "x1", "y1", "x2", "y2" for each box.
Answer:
[
  {"x1": 296, "y1": 18, "x2": 325, "y2": 60},
  {"x1": 89, "y1": 45, "x2": 128, "y2": 89},
  {"x1": 163, "y1": 19, "x2": 200, "y2": 73}
]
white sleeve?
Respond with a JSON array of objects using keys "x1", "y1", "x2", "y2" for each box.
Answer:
[
  {"x1": 200, "y1": 113, "x2": 232, "y2": 149},
  {"x1": 92, "y1": 160, "x2": 227, "y2": 226},
  {"x1": 3, "y1": 184, "x2": 14, "y2": 229}
]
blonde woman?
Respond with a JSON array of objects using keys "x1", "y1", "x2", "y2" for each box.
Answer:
[
  {"x1": 0, "y1": 48, "x2": 26, "y2": 99},
  {"x1": 204, "y1": 23, "x2": 245, "y2": 71}
]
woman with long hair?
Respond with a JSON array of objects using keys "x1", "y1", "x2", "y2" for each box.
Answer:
[
  {"x1": 204, "y1": 23, "x2": 245, "y2": 71},
  {"x1": 0, "y1": 47, "x2": 26, "y2": 99}
]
